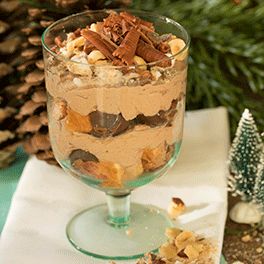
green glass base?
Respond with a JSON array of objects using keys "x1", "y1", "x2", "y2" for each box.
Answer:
[{"x1": 66, "y1": 203, "x2": 173, "y2": 260}]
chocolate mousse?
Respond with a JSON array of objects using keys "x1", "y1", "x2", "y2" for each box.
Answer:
[{"x1": 45, "y1": 11, "x2": 188, "y2": 188}]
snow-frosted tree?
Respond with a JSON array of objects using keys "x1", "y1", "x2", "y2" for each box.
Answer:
[
  {"x1": 228, "y1": 109, "x2": 263, "y2": 201},
  {"x1": 254, "y1": 159, "x2": 264, "y2": 210}
]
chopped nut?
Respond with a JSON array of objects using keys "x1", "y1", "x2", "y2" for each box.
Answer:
[
  {"x1": 65, "y1": 108, "x2": 92, "y2": 133},
  {"x1": 167, "y1": 197, "x2": 186, "y2": 219},
  {"x1": 190, "y1": 242, "x2": 204, "y2": 253},
  {"x1": 67, "y1": 53, "x2": 92, "y2": 76},
  {"x1": 168, "y1": 38, "x2": 187, "y2": 61},
  {"x1": 159, "y1": 242, "x2": 177, "y2": 260},
  {"x1": 165, "y1": 227, "x2": 182, "y2": 240},
  {"x1": 125, "y1": 163, "x2": 144, "y2": 180},
  {"x1": 133, "y1": 55, "x2": 147, "y2": 70},
  {"x1": 94, "y1": 60, "x2": 108, "y2": 65},
  {"x1": 66, "y1": 36, "x2": 85, "y2": 52},
  {"x1": 241, "y1": 234, "x2": 251, "y2": 243},
  {"x1": 87, "y1": 50, "x2": 106, "y2": 64},
  {"x1": 125, "y1": 229, "x2": 132, "y2": 236},
  {"x1": 184, "y1": 244, "x2": 200, "y2": 260},
  {"x1": 73, "y1": 160, "x2": 124, "y2": 188},
  {"x1": 53, "y1": 99, "x2": 67, "y2": 121},
  {"x1": 150, "y1": 68, "x2": 162, "y2": 81},
  {"x1": 141, "y1": 143, "x2": 167, "y2": 171},
  {"x1": 90, "y1": 23, "x2": 98, "y2": 32},
  {"x1": 175, "y1": 231, "x2": 195, "y2": 250},
  {"x1": 177, "y1": 249, "x2": 188, "y2": 258}
]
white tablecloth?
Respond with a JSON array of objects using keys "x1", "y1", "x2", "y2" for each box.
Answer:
[{"x1": 0, "y1": 107, "x2": 229, "y2": 264}]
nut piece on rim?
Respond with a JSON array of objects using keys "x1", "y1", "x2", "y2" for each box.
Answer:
[{"x1": 167, "y1": 197, "x2": 186, "y2": 219}]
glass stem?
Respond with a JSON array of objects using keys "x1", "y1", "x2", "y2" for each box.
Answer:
[{"x1": 106, "y1": 193, "x2": 131, "y2": 227}]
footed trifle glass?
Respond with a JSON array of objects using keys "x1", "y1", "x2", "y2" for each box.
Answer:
[{"x1": 42, "y1": 9, "x2": 189, "y2": 260}]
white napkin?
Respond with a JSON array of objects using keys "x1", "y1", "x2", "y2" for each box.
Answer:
[{"x1": 0, "y1": 107, "x2": 229, "y2": 264}]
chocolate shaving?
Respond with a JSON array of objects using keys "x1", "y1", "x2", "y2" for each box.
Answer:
[
  {"x1": 73, "y1": 28, "x2": 81, "y2": 37},
  {"x1": 158, "y1": 42, "x2": 170, "y2": 53},
  {"x1": 138, "y1": 29, "x2": 154, "y2": 47},
  {"x1": 103, "y1": 12, "x2": 123, "y2": 28},
  {"x1": 83, "y1": 40, "x2": 95, "y2": 54},
  {"x1": 81, "y1": 29, "x2": 115, "y2": 60},
  {"x1": 100, "y1": 33, "x2": 118, "y2": 49},
  {"x1": 139, "y1": 24, "x2": 154, "y2": 33},
  {"x1": 120, "y1": 12, "x2": 154, "y2": 30},
  {"x1": 136, "y1": 40, "x2": 171, "y2": 67},
  {"x1": 113, "y1": 28, "x2": 140, "y2": 65},
  {"x1": 121, "y1": 19, "x2": 131, "y2": 35}
]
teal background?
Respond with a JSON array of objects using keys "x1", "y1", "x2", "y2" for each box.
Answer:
[
  {"x1": 0, "y1": 149, "x2": 226, "y2": 263},
  {"x1": 0, "y1": 148, "x2": 28, "y2": 232}
]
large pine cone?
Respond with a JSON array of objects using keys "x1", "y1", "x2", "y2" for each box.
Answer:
[
  {"x1": 0, "y1": 0, "x2": 26, "y2": 168},
  {"x1": 13, "y1": 0, "x2": 131, "y2": 166}
]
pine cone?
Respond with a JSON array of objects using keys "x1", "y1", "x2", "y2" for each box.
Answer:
[
  {"x1": 0, "y1": 0, "x2": 26, "y2": 168},
  {"x1": 14, "y1": 0, "x2": 131, "y2": 166}
]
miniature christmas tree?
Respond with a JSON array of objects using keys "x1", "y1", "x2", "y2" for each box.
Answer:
[
  {"x1": 254, "y1": 160, "x2": 264, "y2": 210},
  {"x1": 228, "y1": 109, "x2": 263, "y2": 201}
]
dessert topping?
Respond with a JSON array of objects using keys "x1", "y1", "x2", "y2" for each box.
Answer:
[
  {"x1": 81, "y1": 29, "x2": 115, "y2": 61},
  {"x1": 136, "y1": 40, "x2": 171, "y2": 67},
  {"x1": 113, "y1": 27, "x2": 140, "y2": 65},
  {"x1": 54, "y1": 11, "x2": 187, "y2": 68}
]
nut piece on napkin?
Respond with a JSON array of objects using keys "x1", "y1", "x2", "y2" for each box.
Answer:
[
  {"x1": 167, "y1": 197, "x2": 186, "y2": 219},
  {"x1": 136, "y1": 228, "x2": 215, "y2": 264}
]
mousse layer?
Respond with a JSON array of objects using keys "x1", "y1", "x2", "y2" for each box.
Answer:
[{"x1": 46, "y1": 67, "x2": 187, "y2": 120}]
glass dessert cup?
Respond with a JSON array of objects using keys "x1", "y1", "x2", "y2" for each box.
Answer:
[{"x1": 42, "y1": 10, "x2": 189, "y2": 260}]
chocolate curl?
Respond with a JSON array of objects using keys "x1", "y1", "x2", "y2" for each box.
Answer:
[
  {"x1": 81, "y1": 29, "x2": 115, "y2": 60},
  {"x1": 120, "y1": 11, "x2": 154, "y2": 30},
  {"x1": 83, "y1": 40, "x2": 95, "y2": 54},
  {"x1": 136, "y1": 40, "x2": 171, "y2": 67},
  {"x1": 113, "y1": 28, "x2": 140, "y2": 65}
]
